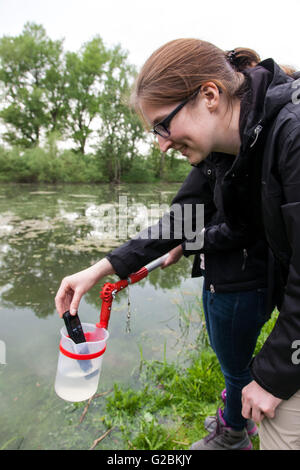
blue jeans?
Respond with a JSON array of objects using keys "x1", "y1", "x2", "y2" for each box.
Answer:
[{"x1": 202, "y1": 286, "x2": 268, "y2": 430}]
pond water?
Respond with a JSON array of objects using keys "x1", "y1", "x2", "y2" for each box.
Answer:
[{"x1": 0, "y1": 182, "x2": 203, "y2": 450}]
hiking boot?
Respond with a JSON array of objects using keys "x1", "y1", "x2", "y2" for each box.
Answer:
[
  {"x1": 190, "y1": 408, "x2": 253, "y2": 450},
  {"x1": 204, "y1": 389, "x2": 258, "y2": 436}
]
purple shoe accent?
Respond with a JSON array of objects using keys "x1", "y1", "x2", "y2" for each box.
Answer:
[
  {"x1": 246, "y1": 422, "x2": 258, "y2": 436},
  {"x1": 218, "y1": 407, "x2": 227, "y2": 427},
  {"x1": 220, "y1": 388, "x2": 258, "y2": 436},
  {"x1": 242, "y1": 442, "x2": 253, "y2": 450},
  {"x1": 201, "y1": 407, "x2": 253, "y2": 450}
]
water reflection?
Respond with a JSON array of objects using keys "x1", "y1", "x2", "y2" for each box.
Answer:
[
  {"x1": 0, "y1": 183, "x2": 203, "y2": 450},
  {"x1": 0, "y1": 183, "x2": 196, "y2": 318}
]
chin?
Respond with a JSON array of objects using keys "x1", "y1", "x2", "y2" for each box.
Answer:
[{"x1": 187, "y1": 153, "x2": 206, "y2": 165}]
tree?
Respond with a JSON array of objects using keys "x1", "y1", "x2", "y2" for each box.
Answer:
[
  {"x1": 64, "y1": 37, "x2": 109, "y2": 154},
  {"x1": 96, "y1": 44, "x2": 145, "y2": 182},
  {"x1": 0, "y1": 24, "x2": 161, "y2": 184},
  {"x1": 44, "y1": 59, "x2": 69, "y2": 135},
  {"x1": 0, "y1": 22, "x2": 65, "y2": 147}
]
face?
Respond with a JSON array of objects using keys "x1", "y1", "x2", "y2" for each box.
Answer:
[{"x1": 141, "y1": 84, "x2": 225, "y2": 166}]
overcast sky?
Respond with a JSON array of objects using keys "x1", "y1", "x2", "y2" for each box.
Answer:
[{"x1": 1, "y1": 0, "x2": 300, "y2": 70}]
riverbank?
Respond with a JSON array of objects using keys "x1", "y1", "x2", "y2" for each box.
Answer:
[
  {"x1": 70, "y1": 309, "x2": 278, "y2": 451},
  {"x1": 0, "y1": 145, "x2": 190, "y2": 184}
]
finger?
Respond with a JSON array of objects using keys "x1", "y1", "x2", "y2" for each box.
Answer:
[
  {"x1": 55, "y1": 280, "x2": 72, "y2": 317},
  {"x1": 55, "y1": 291, "x2": 67, "y2": 318},
  {"x1": 241, "y1": 398, "x2": 252, "y2": 420},
  {"x1": 161, "y1": 256, "x2": 172, "y2": 269},
  {"x1": 251, "y1": 406, "x2": 265, "y2": 423},
  {"x1": 70, "y1": 290, "x2": 82, "y2": 316},
  {"x1": 263, "y1": 407, "x2": 275, "y2": 419}
]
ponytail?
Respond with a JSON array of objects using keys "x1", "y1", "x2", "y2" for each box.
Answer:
[
  {"x1": 225, "y1": 48, "x2": 261, "y2": 72},
  {"x1": 226, "y1": 49, "x2": 298, "y2": 78}
]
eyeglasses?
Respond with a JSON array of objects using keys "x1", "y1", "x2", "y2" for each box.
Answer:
[{"x1": 151, "y1": 87, "x2": 201, "y2": 139}]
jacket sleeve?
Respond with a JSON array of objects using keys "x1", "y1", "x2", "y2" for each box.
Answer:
[
  {"x1": 181, "y1": 222, "x2": 253, "y2": 256},
  {"x1": 251, "y1": 126, "x2": 300, "y2": 399},
  {"x1": 106, "y1": 166, "x2": 211, "y2": 278},
  {"x1": 107, "y1": 164, "x2": 258, "y2": 278},
  {"x1": 178, "y1": 167, "x2": 253, "y2": 256},
  {"x1": 203, "y1": 223, "x2": 253, "y2": 253}
]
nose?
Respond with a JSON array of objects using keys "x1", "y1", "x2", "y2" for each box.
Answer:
[{"x1": 157, "y1": 135, "x2": 173, "y2": 153}]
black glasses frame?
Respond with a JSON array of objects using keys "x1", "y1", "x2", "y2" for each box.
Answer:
[{"x1": 151, "y1": 87, "x2": 201, "y2": 138}]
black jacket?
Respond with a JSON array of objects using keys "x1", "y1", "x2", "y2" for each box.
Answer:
[
  {"x1": 208, "y1": 59, "x2": 300, "y2": 399},
  {"x1": 171, "y1": 156, "x2": 268, "y2": 293},
  {"x1": 240, "y1": 60, "x2": 300, "y2": 399},
  {"x1": 106, "y1": 155, "x2": 268, "y2": 294},
  {"x1": 107, "y1": 59, "x2": 300, "y2": 399}
]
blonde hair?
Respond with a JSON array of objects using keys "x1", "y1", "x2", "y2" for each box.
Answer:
[{"x1": 279, "y1": 64, "x2": 297, "y2": 75}]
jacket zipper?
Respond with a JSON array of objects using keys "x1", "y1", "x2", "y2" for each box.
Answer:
[
  {"x1": 250, "y1": 124, "x2": 263, "y2": 148},
  {"x1": 242, "y1": 248, "x2": 248, "y2": 271},
  {"x1": 224, "y1": 122, "x2": 263, "y2": 182}
]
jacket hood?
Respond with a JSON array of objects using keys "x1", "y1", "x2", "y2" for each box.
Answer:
[
  {"x1": 240, "y1": 59, "x2": 295, "y2": 149},
  {"x1": 260, "y1": 59, "x2": 295, "y2": 119},
  {"x1": 215, "y1": 59, "x2": 296, "y2": 231}
]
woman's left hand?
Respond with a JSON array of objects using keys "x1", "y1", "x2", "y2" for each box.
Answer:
[{"x1": 242, "y1": 380, "x2": 282, "y2": 423}]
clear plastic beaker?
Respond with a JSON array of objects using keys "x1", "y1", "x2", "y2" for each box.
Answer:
[{"x1": 55, "y1": 323, "x2": 109, "y2": 402}]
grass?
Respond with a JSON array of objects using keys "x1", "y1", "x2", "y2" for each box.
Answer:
[{"x1": 76, "y1": 302, "x2": 279, "y2": 450}]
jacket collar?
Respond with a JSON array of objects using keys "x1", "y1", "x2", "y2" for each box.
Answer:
[{"x1": 240, "y1": 58, "x2": 294, "y2": 151}]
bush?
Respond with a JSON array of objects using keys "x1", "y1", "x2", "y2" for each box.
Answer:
[
  {"x1": 0, "y1": 144, "x2": 103, "y2": 183},
  {"x1": 121, "y1": 157, "x2": 158, "y2": 183},
  {"x1": 0, "y1": 140, "x2": 190, "y2": 184}
]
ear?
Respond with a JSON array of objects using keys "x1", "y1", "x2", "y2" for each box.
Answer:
[{"x1": 200, "y1": 82, "x2": 220, "y2": 111}]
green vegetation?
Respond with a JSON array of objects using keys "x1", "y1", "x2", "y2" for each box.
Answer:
[
  {"x1": 0, "y1": 23, "x2": 190, "y2": 184},
  {"x1": 69, "y1": 307, "x2": 279, "y2": 450},
  {"x1": 0, "y1": 141, "x2": 189, "y2": 184}
]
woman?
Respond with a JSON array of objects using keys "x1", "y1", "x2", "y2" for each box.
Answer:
[
  {"x1": 161, "y1": 142, "x2": 269, "y2": 450},
  {"x1": 55, "y1": 39, "x2": 300, "y2": 449}
]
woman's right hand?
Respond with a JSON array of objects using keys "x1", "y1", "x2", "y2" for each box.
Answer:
[{"x1": 55, "y1": 258, "x2": 115, "y2": 317}]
